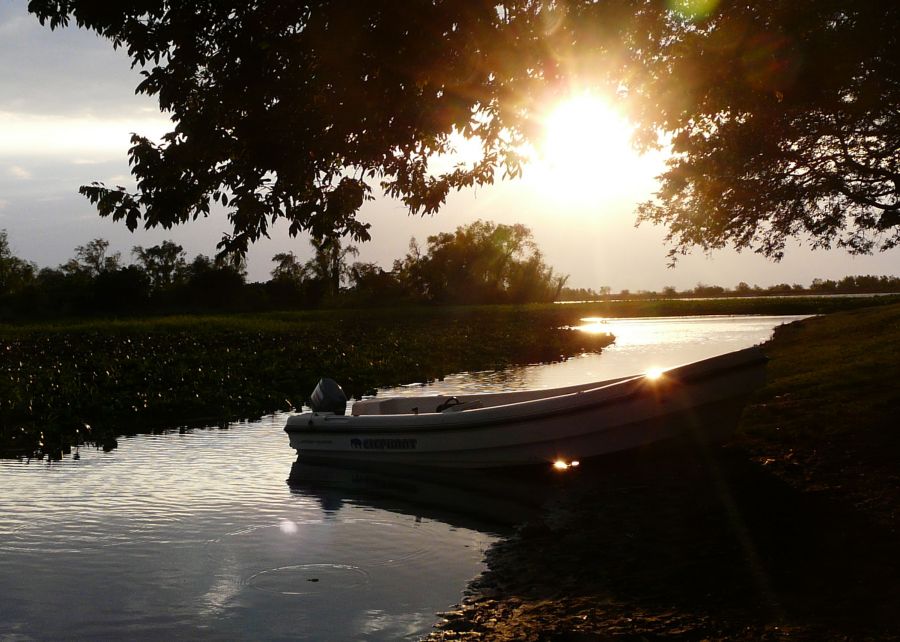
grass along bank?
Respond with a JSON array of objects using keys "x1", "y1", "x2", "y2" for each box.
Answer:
[{"x1": 738, "y1": 301, "x2": 900, "y2": 529}]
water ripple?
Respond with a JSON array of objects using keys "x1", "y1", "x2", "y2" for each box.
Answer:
[
  {"x1": 0, "y1": 413, "x2": 492, "y2": 641},
  {"x1": 247, "y1": 563, "x2": 371, "y2": 596}
]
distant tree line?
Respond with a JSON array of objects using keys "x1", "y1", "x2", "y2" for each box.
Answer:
[
  {"x1": 558, "y1": 276, "x2": 900, "y2": 302},
  {"x1": 0, "y1": 221, "x2": 566, "y2": 320}
]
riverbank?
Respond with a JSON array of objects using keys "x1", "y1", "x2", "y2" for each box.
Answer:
[
  {"x1": 3, "y1": 294, "x2": 896, "y2": 460},
  {"x1": 428, "y1": 302, "x2": 900, "y2": 640}
]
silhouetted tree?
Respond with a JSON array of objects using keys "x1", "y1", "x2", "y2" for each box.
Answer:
[
  {"x1": 810, "y1": 278, "x2": 839, "y2": 293},
  {"x1": 305, "y1": 237, "x2": 358, "y2": 300},
  {"x1": 397, "y1": 220, "x2": 566, "y2": 304},
  {"x1": 29, "y1": 1, "x2": 900, "y2": 261},
  {"x1": 692, "y1": 283, "x2": 726, "y2": 298},
  {"x1": 621, "y1": 1, "x2": 900, "y2": 260},
  {"x1": 347, "y1": 262, "x2": 405, "y2": 305},
  {"x1": 63, "y1": 238, "x2": 121, "y2": 277},
  {"x1": 132, "y1": 241, "x2": 187, "y2": 291},
  {"x1": 0, "y1": 230, "x2": 36, "y2": 296},
  {"x1": 23, "y1": 267, "x2": 92, "y2": 317},
  {"x1": 93, "y1": 266, "x2": 150, "y2": 313},
  {"x1": 557, "y1": 286, "x2": 611, "y2": 301},
  {"x1": 28, "y1": 2, "x2": 520, "y2": 257},
  {"x1": 270, "y1": 252, "x2": 307, "y2": 284},
  {"x1": 264, "y1": 251, "x2": 308, "y2": 308},
  {"x1": 180, "y1": 254, "x2": 247, "y2": 310},
  {"x1": 506, "y1": 251, "x2": 568, "y2": 304}
]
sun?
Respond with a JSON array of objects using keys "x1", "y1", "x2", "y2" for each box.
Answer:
[
  {"x1": 527, "y1": 92, "x2": 650, "y2": 203},
  {"x1": 542, "y1": 94, "x2": 632, "y2": 167}
]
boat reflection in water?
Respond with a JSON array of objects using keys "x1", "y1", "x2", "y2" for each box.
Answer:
[
  {"x1": 287, "y1": 460, "x2": 561, "y2": 534},
  {"x1": 284, "y1": 410, "x2": 742, "y2": 539}
]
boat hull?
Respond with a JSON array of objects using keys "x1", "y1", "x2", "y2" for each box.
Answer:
[{"x1": 285, "y1": 346, "x2": 767, "y2": 468}]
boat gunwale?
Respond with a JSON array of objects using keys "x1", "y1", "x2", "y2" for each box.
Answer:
[
  {"x1": 348, "y1": 374, "x2": 638, "y2": 416},
  {"x1": 285, "y1": 347, "x2": 767, "y2": 436}
]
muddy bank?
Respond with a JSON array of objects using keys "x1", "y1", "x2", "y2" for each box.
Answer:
[{"x1": 426, "y1": 437, "x2": 900, "y2": 640}]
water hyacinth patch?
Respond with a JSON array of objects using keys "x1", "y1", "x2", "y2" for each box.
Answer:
[{"x1": 0, "y1": 308, "x2": 614, "y2": 459}]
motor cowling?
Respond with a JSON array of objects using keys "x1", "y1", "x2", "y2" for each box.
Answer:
[{"x1": 309, "y1": 378, "x2": 347, "y2": 416}]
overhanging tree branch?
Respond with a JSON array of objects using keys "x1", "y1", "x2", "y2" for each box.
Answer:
[{"x1": 27, "y1": 0, "x2": 900, "y2": 260}]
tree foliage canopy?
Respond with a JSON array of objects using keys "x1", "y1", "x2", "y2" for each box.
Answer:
[
  {"x1": 630, "y1": 0, "x2": 900, "y2": 261},
  {"x1": 64, "y1": 238, "x2": 121, "y2": 277},
  {"x1": 132, "y1": 240, "x2": 187, "y2": 290},
  {"x1": 0, "y1": 230, "x2": 36, "y2": 295},
  {"x1": 395, "y1": 220, "x2": 567, "y2": 303},
  {"x1": 28, "y1": 0, "x2": 900, "y2": 259}
]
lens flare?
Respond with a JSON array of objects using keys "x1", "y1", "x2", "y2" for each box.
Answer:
[{"x1": 645, "y1": 367, "x2": 666, "y2": 380}]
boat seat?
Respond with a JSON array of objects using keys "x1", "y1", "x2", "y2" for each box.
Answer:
[
  {"x1": 351, "y1": 398, "x2": 408, "y2": 415},
  {"x1": 440, "y1": 400, "x2": 483, "y2": 413}
]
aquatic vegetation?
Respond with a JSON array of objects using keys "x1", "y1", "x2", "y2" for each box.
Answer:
[{"x1": 0, "y1": 308, "x2": 613, "y2": 459}]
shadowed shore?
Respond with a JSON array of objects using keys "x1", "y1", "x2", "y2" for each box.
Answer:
[{"x1": 427, "y1": 303, "x2": 900, "y2": 640}]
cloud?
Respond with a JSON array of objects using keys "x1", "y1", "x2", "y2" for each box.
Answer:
[
  {"x1": 0, "y1": 2, "x2": 157, "y2": 120},
  {"x1": 0, "y1": 7, "x2": 172, "y2": 163},
  {"x1": 0, "y1": 110, "x2": 171, "y2": 159},
  {"x1": 7, "y1": 165, "x2": 32, "y2": 179}
]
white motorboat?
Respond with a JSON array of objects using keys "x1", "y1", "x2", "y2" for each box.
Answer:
[{"x1": 284, "y1": 346, "x2": 768, "y2": 468}]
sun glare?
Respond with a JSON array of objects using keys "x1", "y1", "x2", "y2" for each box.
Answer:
[
  {"x1": 645, "y1": 367, "x2": 666, "y2": 380},
  {"x1": 529, "y1": 93, "x2": 644, "y2": 202}
]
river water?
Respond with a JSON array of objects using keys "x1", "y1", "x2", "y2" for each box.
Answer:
[
  {"x1": 0, "y1": 314, "x2": 806, "y2": 641},
  {"x1": 376, "y1": 314, "x2": 807, "y2": 397}
]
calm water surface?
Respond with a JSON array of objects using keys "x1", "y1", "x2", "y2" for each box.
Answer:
[
  {"x1": 0, "y1": 315, "x2": 806, "y2": 641},
  {"x1": 0, "y1": 418, "x2": 498, "y2": 641},
  {"x1": 376, "y1": 314, "x2": 808, "y2": 397}
]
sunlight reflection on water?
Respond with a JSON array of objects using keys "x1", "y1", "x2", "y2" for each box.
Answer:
[{"x1": 372, "y1": 314, "x2": 807, "y2": 398}]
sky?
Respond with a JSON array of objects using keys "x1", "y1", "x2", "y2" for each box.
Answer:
[{"x1": 2, "y1": 2, "x2": 898, "y2": 291}]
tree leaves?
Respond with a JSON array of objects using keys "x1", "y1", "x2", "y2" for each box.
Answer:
[
  {"x1": 28, "y1": 0, "x2": 900, "y2": 260},
  {"x1": 394, "y1": 220, "x2": 567, "y2": 304},
  {"x1": 29, "y1": 1, "x2": 518, "y2": 258},
  {"x1": 630, "y1": 0, "x2": 900, "y2": 260}
]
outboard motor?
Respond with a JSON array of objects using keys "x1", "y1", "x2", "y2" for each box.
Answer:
[{"x1": 309, "y1": 378, "x2": 347, "y2": 416}]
